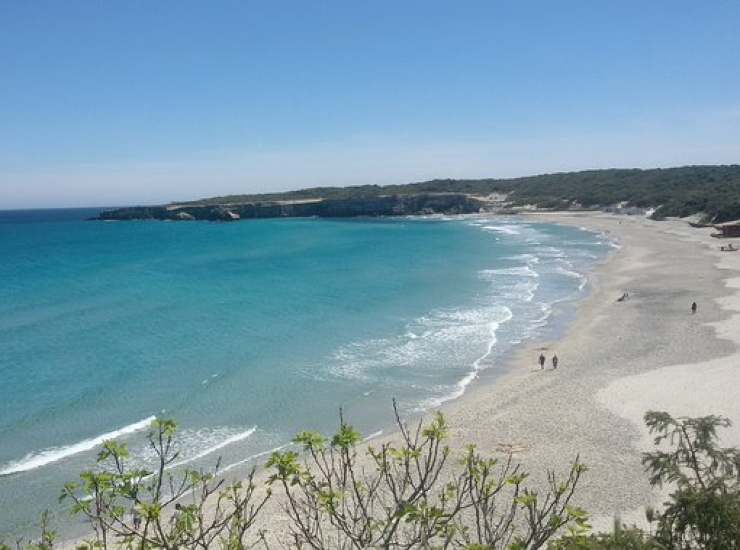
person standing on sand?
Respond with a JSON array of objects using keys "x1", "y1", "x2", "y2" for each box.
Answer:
[
  {"x1": 552, "y1": 354, "x2": 559, "y2": 369},
  {"x1": 538, "y1": 353, "x2": 546, "y2": 370},
  {"x1": 692, "y1": 301, "x2": 697, "y2": 314}
]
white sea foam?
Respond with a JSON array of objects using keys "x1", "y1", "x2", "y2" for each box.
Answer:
[
  {"x1": 555, "y1": 266, "x2": 588, "y2": 291},
  {"x1": 480, "y1": 265, "x2": 539, "y2": 278},
  {"x1": 479, "y1": 268, "x2": 539, "y2": 302},
  {"x1": 504, "y1": 253, "x2": 540, "y2": 265},
  {"x1": 327, "y1": 218, "x2": 607, "y2": 414},
  {"x1": 509, "y1": 279, "x2": 539, "y2": 302},
  {"x1": 329, "y1": 304, "x2": 513, "y2": 385},
  {"x1": 560, "y1": 240, "x2": 604, "y2": 246},
  {"x1": 418, "y1": 306, "x2": 513, "y2": 410},
  {"x1": 166, "y1": 441, "x2": 293, "y2": 505},
  {"x1": 219, "y1": 443, "x2": 290, "y2": 476},
  {"x1": 170, "y1": 426, "x2": 257, "y2": 468},
  {"x1": 532, "y1": 302, "x2": 554, "y2": 326},
  {"x1": 482, "y1": 225, "x2": 521, "y2": 235},
  {"x1": 363, "y1": 430, "x2": 384, "y2": 442},
  {"x1": 0, "y1": 416, "x2": 156, "y2": 476},
  {"x1": 535, "y1": 245, "x2": 566, "y2": 258}
]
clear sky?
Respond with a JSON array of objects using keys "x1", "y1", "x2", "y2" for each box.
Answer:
[{"x1": 1, "y1": 1, "x2": 739, "y2": 208}]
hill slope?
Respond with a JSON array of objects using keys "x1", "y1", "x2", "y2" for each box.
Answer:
[{"x1": 97, "y1": 165, "x2": 740, "y2": 223}]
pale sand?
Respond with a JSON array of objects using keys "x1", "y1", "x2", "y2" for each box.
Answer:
[
  {"x1": 63, "y1": 212, "x2": 740, "y2": 545},
  {"x1": 435, "y1": 212, "x2": 740, "y2": 531},
  {"x1": 244, "y1": 211, "x2": 740, "y2": 543}
]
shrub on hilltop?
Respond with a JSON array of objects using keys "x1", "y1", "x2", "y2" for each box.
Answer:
[{"x1": 178, "y1": 165, "x2": 740, "y2": 224}]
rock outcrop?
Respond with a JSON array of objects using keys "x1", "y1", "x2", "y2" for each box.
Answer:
[{"x1": 93, "y1": 193, "x2": 488, "y2": 222}]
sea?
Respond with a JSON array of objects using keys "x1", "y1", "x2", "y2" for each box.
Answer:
[{"x1": 0, "y1": 208, "x2": 613, "y2": 537}]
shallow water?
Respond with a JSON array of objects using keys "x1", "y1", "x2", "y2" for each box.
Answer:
[{"x1": 0, "y1": 209, "x2": 610, "y2": 536}]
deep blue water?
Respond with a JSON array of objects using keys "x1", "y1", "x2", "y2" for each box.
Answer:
[{"x1": 0, "y1": 209, "x2": 611, "y2": 536}]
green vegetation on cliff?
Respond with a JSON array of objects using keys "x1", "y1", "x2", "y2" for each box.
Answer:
[{"x1": 177, "y1": 164, "x2": 740, "y2": 223}]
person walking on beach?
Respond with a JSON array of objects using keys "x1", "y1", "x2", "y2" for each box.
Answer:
[
  {"x1": 691, "y1": 301, "x2": 697, "y2": 314},
  {"x1": 552, "y1": 354, "x2": 559, "y2": 369},
  {"x1": 538, "y1": 353, "x2": 546, "y2": 370}
]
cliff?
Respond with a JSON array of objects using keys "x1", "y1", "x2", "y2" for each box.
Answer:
[
  {"x1": 94, "y1": 193, "x2": 490, "y2": 222},
  {"x1": 93, "y1": 165, "x2": 740, "y2": 223}
]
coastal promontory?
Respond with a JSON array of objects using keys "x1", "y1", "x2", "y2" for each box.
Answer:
[{"x1": 94, "y1": 165, "x2": 740, "y2": 223}]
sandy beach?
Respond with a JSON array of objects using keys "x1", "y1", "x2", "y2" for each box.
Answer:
[
  {"x1": 252, "y1": 211, "x2": 740, "y2": 542},
  {"x1": 435, "y1": 211, "x2": 740, "y2": 531},
  {"x1": 59, "y1": 211, "x2": 740, "y2": 546}
]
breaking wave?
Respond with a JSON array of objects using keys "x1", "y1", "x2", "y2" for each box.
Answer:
[
  {"x1": 482, "y1": 225, "x2": 521, "y2": 235},
  {"x1": 0, "y1": 416, "x2": 156, "y2": 476},
  {"x1": 170, "y1": 426, "x2": 258, "y2": 468}
]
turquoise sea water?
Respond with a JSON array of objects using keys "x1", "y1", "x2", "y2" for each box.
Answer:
[{"x1": 0, "y1": 209, "x2": 611, "y2": 536}]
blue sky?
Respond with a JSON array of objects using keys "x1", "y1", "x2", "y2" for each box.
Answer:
[{"x1": 1, "y1": 1, "x2": 739, "y2": 208}]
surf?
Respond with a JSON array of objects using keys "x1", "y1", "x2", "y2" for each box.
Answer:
[{"x1": 0, "y1": 416, "x2": 156, "y2": 476}]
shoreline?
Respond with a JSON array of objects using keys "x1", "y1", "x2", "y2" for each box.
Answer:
[
  {"x1": 6, "y1": 214, "x2": 608, "y2": 544},
  {"x1": 238, "y1": 211, "x2": 740, "y2": 543},
  {"x1": 435, "y1": 211, "x2": 740, "y2": 530},
  {"x1": 56, "y1": 211, "x2": 740, "y2": 546}
]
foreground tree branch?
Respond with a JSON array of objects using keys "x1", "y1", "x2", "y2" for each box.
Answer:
[
  {"x1": 59, "y1": 419, "x2": 270, "y2": 550},
  {"x1": 267, "y1": 401, "x2": 587, "y2": 549}
]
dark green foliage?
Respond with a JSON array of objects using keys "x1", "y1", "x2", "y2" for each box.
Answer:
[
  {"x1": 642, "y1": 411, "x2": 740, "y2": 549},
  {"x1": 553, "y1": 411, "x2": 740, "y2": 549},
  {"x1": 548, "y1": 522, "x2": 660, "y2": 549},
  {"x1": 178, "y1": 165, "x2": 740, "y2": 223}
]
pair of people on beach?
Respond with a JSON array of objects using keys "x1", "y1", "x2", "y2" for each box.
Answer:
[{"x1": 538, "y1": 353, "x2": 558, "y2": 370}]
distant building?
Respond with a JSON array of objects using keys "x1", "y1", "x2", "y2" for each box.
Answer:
[{"x1": 712, "y1": 222, "x2": 740, "y2": 238}]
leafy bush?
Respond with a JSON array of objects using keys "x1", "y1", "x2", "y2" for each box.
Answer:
[
  {"x1": 548, "y1": 521, "x2": 660, "y2": 549},
  {"x1": 8, "y1": 409, "x2": 740, "y2": 549},
  {"x1": 59, "y1": 418, "x2": 269, "y2": 550},
  {"x1": 642, "y1": 411, "x2": 740, "y2": 549},
  {"x1": 554, "y1": 411, "x2": 740, "y2": 550},
  {"x1": 266, "y1": 403, "x2": 588, "y2": 549},
  {"x1": 4, "y1": 407, "x2": 587, "y2": 550}
]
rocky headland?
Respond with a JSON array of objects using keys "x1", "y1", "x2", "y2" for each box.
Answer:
[{"x1": 93, "y1": 193, "x2": 490, "y2": 222}]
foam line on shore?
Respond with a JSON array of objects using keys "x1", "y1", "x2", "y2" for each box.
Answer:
[
  {"x1": 421, "y1": 306, "x2": 513, "y2": 410},
  {"x1": 170, "y1": 426, "x2": 258, "y2": 469},
  {"x1": 482, "y1": 224, "x2": 521, "y2": 235},
  {"x1": 0, "y1": 416, "x2": 156, "y2": 476},
  {"x1": 218, "y1": 442, "x2": 290, "y2": 475}
]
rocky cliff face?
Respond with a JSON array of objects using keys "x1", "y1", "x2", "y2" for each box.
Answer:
[{"x1": 94, "y1": 194, "x2": 487, "y2": 221}]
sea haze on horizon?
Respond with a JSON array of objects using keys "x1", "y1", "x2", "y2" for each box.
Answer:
[
  {"x1": 0, "y1": 209, "x2": 611, "y2": 536},
  {"x1": 3, "y1": 2, "x2": 740, "y2": 210}
]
